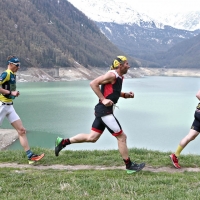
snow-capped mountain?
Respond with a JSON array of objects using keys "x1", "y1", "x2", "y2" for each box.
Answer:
[
  {"x1": 158, "y1": 11, "x2": 200, "y2": 31},
  {"x1": 67, "y1": 0, "x2": 164, "y2": 28},
  {"x1": 67, "y1": 0, "x2": 200, "y2": 68},
  {"x1": 67, "y1": 0, "x2": 200, "y2": 31}
]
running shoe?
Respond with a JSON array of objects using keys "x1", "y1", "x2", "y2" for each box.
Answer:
[
  {"x1": 55, "y1": 137, "x2": 64, "y2": 156},
  {"x1": 126, "y1": 162, "x2": 145, "y2": 174},
  {"x1": 169, "y1": 153, "x2": 181, "y2": 169},
  {"x1": 28, "y1": 153, "x2": 45, "y2": 164}
]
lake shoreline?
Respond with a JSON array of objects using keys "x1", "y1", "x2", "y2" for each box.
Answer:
[
  {"x1": 1, "y1": 68, "x2": 200, "y2": 151},
  {"x1": 0, "y1": 129, "x2": 18, "y2": 150},
  {"x1": 1, "y1": 67, "x2": 200, "y2": 82}
]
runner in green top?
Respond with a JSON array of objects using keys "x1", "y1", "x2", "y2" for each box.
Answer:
[{"x1": 0, "y1": 55, "x2": 44, "y2": 164}]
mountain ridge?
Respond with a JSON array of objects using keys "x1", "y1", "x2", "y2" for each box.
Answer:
[
  {"x1": 67, "y1": 0, "x2": 200, "y2": 68},
  {"x1": 67, "y1": 0, "x2": 200, "y2": 31},
  {"x1": 1, "y1": 0, "x2": 139, "y2": 69}
]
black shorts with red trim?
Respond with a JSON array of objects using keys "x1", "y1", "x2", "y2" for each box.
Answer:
[{"x1": 91, "y1": 114, "x2": 122, "y2": 136}]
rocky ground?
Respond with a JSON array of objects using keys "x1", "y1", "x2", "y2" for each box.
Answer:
[
  {"x1": 16, "y1": 67, "x2": 200, "y2": 82},
  {"x1": 1, "y1": 65, "x2": 200, "y2": 83},
  {"x1": 0, "y1": 129, "x2": 18, "y2": 150}
]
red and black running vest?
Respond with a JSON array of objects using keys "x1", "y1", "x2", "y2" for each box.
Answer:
[{"x1": 94, "y1": 70, "x2": 123, "y2": 117}]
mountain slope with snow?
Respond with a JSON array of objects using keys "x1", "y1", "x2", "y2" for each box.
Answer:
[
  {"x1": 67, "y1": 0, "x2": 200, "y2": 31},
  {"x1": 158, "y1": 11, "x2": 200, "y2": 31},
  {"x1": 67, "y1": 0, "x2": 200, "y2": 68},
  {"x1": 67, "y1": 0, "x2": 164, "y2": 28}
]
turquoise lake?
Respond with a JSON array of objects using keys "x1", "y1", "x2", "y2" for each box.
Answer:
[{"x1": 2, "y1": 76, "x2": 200, "y2": 155}]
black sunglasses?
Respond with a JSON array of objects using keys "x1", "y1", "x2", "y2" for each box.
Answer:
[{"x1": 10, "y1": 62, "x2": 20, "y2": 67}]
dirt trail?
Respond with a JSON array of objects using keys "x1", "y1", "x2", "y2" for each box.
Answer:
[
  {"x1": 1, "y1": 163, "x2": 200, "y2": 173},
  {"x1": 1, "y1": 129, "x2": 200, "y2": 173}
]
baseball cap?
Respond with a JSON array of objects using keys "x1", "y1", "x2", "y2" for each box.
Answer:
[{"x1": 7, "y1": 57, "x2": 20, "y2": 65}]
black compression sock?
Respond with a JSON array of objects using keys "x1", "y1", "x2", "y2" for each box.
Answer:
[
  {"x1": 62, "y1": 138, "x2": 71, "y2": 146},
  {"x1": 123, "y1": 157, "x2": 132, "y2": 169}
]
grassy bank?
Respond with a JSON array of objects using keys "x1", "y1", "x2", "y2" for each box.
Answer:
[{"x1": 1, "y1": 148, "x2": 200, "y2": 199}]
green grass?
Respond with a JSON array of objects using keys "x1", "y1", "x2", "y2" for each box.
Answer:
[{"x1": 1, "y1": 147, "x2": 200, "y2": 199}]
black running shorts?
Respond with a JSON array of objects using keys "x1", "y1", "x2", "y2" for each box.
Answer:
[
  {"x1": 91, "y1": 114, "x2": 122, "y2": 136},
  {"x1": 191, "y1": 110, "x2": 200, "y2": 132}
]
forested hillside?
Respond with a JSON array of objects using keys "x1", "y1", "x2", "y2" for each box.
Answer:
[
  {"x1": 0, "y1": 0, "x2": 139, "y2": 69},
  {"x1": 156, "y1": 33, "x2": 200, "y2": 68}
]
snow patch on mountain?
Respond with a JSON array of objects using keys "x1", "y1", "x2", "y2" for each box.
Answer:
[
  {"x1": 68, "y1": 0, "x2": 200, "y2": 31},
  {"x1": 157, "y1": 11, "x2": 200, "y2": 31},
  {"x1": 68, "y1": 0, "x2": 164, "y2": 29}
]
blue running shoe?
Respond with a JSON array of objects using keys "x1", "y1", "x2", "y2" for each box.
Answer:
[{"x1": 126, "y1": 162, "x2": 145, "y2": 174}]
